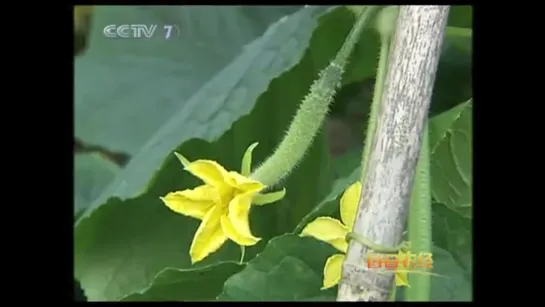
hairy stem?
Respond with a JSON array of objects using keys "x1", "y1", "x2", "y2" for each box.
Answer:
[
  {"x1": 405, "y1": 125, "x2": 432, "y2": 301},
  {"x1": 250, "y1": 6, "x2": 378, "y2": 187}
]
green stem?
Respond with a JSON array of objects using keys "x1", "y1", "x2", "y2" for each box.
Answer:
[
  {"x1": 359, "y1": 35, "x2": 390, "y2": 183},
  {"x1": 405, "y1": 126, "x2": 432, "y2": 301},
  {"x1": 250, "y1": 6, "x2": 379, "y2": 186},
  {"x1": 389, "y1": 284, "x2": 397, "y2": 301},
  {"x1": 239, "y1": 246, "x2": 246, "y2": 264}
]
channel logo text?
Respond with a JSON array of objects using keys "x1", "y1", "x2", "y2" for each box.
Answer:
[{"x1": 103, "y1": 24, "x2": 179, "y2": 39}]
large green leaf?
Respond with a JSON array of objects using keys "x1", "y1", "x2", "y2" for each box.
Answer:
[
  {"x1": 432, "y1": 202, "x2": 472, "y2": 271},
  {"x1": 429, "y1": 246, "x2": 472, "y2": 301},
  {"x1": 75, "y1": 5, "x2": 301, "y2": 155},
  {"x1": 75, "y1": 194, "x2": 244, "y2": 301},
  {"x1": 79, "y1": 6, "x2": 331, "y2": 219},
  {"x1": 121, "y1": 263, "x2": 244, "y2": 301},
  {"x1": 74, "y1": 153, "x2": 120, "y2": 218},
  {"x1": 428, "y1": 99, "x2": 472, "y2": 287},
  {"x1": 429, "y1": 99, "x2": 472, "y2": 218},
  {"x1": 217, "y1": 234, "x2": 337, "y2": 301},
  {"x1": 399, "y1": 246, "x2": 472, "y2": 301}
]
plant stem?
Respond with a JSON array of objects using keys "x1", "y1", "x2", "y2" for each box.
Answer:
[
  {"x1": 239, "y1": 246, "x2": 246, "y2": 264},
  {"x1": 405, "y1": 125, "x2": 432, "y2": 301},
  {"x1": 250, "y1": 6, "x2": 379, "y2": 187},
  {"x1": 389, "y1": 285, "x2": 397, "y2": 301}
]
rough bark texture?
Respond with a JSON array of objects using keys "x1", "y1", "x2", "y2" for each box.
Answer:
[{"x1": 337, "y1": 6, "x2": 449, "y2": 302}]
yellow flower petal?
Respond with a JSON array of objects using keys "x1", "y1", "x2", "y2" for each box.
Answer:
[
  {"x1": 221, "y1": 193, "x2": 260, "y2": 246},
  {"x1": 322, "y1": 254, "x2": 345, "y2": 290},
  {"x1": 300, "y1": 217, "x2": 350, "y2": 253},
  {"x1": 340, "y1": 182, "x2": 362, "y2": 229},
  {"x1": 161, "y1": 186, "x2": 217, "y2": 220},
  {"x1": 228, "y1": 171, "x2": 264, "y2": 193},
  {"x1": 185, "y1": 160, "x2": 232, "y2": 189},
  {"x1": 221, "y1": 216, "x2": 260, "y2": 246},
  {"x1": 189, "y1": 205, "x2": 228, "y2": 263},
  {"x1": 395, "y1": 250, "x2": 411, "y2": 287},
  {"x1": 395, "y1": 270, "x2": 409, "y2": 287},
  {"x1": 252, "y1": 188, "x2": 286, "y2": 206}
]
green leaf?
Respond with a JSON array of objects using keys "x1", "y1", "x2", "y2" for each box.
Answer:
[
  {"x1": 432, "y1": 202, "x2": 472, "y2": 271},
  {"x1": 75, "y1": 5, "x2": 301, "y2": 155},
  {"x1": 80, "y1": 6, "x2": 330, "y2": 218},
  {"x1": 121, "y1": 262, "x2": 244, "y2": 301},
  {"x1": 217, "y1": 234, "x2": 337, "y2": 301},
  {"x1": 214, "y1": 236, "x2": 470, "y2": 301},
  {"x1": 430, "y1": 246, "x2": 472, "y2": 301},
  {"x1": 399, "y1": 245, "x2": 471, "y2": 301},
  {"x1": 74, "y1": 194, "x2": 244, "y2": 301},
  {"x1": 429, "y1": 99, "x2": 472, "y2": 219},
  {"x1": 74, "y1": 153, "x2": 120, "y2": 218}
]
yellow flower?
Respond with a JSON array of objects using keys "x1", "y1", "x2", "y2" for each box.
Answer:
[
  {"x1": 161, "y1": 143, "x2": 285, "y2": 264},
  {"x1": 394, "y1": 250, "x2": 410, "y2": 287},
  {"x1": 300, "y1": 182, "x2": 409, "y2": 289}
]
